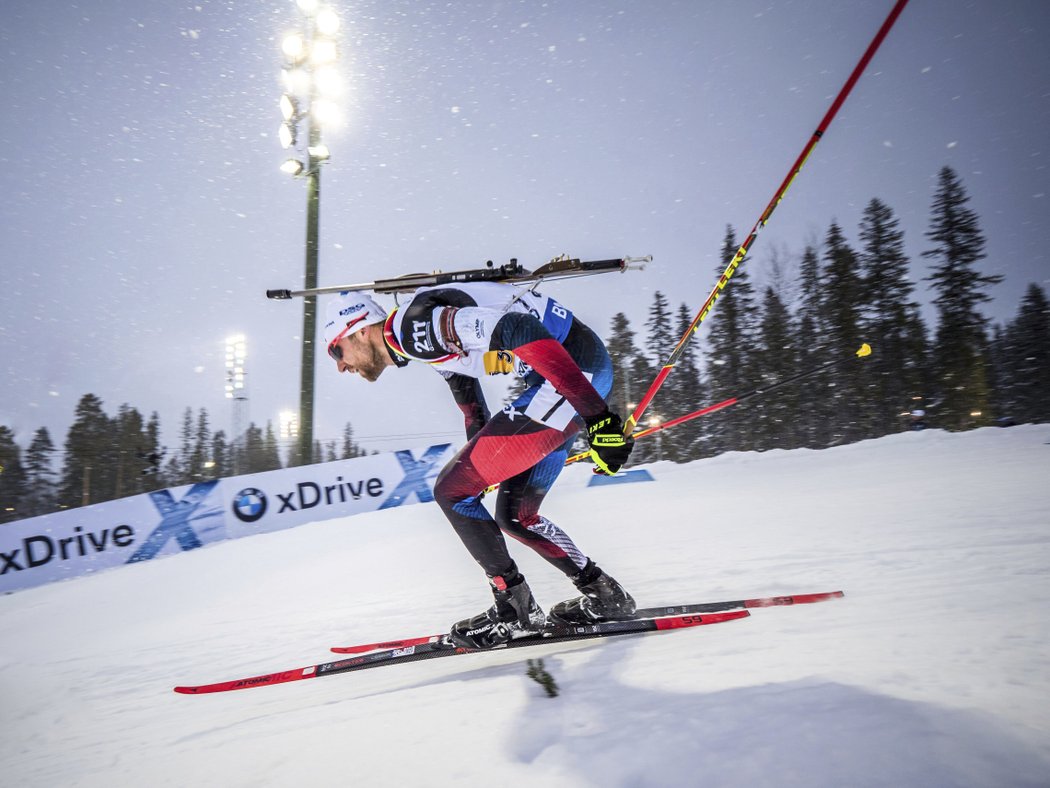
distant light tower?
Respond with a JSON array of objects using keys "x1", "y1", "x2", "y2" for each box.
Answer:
[
  {"x1": 278, "y1": 0, "x2": 342, "y2": 467},
  {"x1": 225, "y1": 334, "x2": 249, "y2": 471}
]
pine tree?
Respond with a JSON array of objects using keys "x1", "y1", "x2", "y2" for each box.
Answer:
[
  {"x1": 605, "y1": 312, "x2": 642, "y2": 421},
  {"x1": 210, "y1": 430, "x2": 231, "y2": 479},
  {"x1": 263, "y1": 422, "x2": 283, "y2": 470},
  {"x1": 604, "y1": 312, "x2": 650, "y2": 467},
  {"x1": 705, "y1": 225, "x2": 758, "y2": 454},
  {"x1": 23, "y1": 427, "x2": 57, "y2": 517},
  {"x1": 998, "y1": 283, "x2": 1050, "y2": 423},
  {"x1": 140, "y1": 412, "x2": 165, "y2": 490},
  {"x1": 902, "y1": 311, "x2": 933, "y2": 426},
  {"x1": 0, "y1": 426, "x2": 28, "y2": 523},
  {"x1": 188, "y1": 408, "x2": 211, "y2": 481},
  {"x1": 645, "y1": 291, "x2": 674, "y2": 364},
  {"x1": 857, "y1": 198, "x2": 926, "y2": 437},
  {"x1": 112, "y1": 404, "x2": 146, "y2": 499},
  {"x1": 341, "y1": 423, "x2": 366, "y2": 459},
  {"x1": 821, "y1": 221, "x2": 866, "y2": 444},
  {"x1": 669, "y1": 302, "x2": 706, "y2": 457},
  {"x1": 59, "y1": 394, "x2": 112, "y2": 508},
  {"x1": 753, "y1": 287, "x2": 800, "y2": 450},
  {"x1": 236, "y1": 421, "x2": 284, "y2": 472},
  {"x1": 923, "y1": 166, "x2": 1002, "y2": 430},
  {"x1": 665, "y1": 302, "x2": 706, "y2": 461},
  {"x1": 794, "y1": 245, "x2": 832, "y2": 447},
  {"x1": 242, "y1": 423, "x2": 266, "y2": 473},
  {"x1": 641, "y1": 291, "x2": 676, "y2": 461},
  {"x1": 167, "y1": 407, "x2": 195, "y2": 486}
]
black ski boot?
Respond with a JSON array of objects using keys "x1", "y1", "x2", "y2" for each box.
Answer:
[
  {"x1": 548, "y1": 561, "x2": 636, "y2": 624},
  {"x1": 449, "y1": 568, "x2": 546, "y2": 649}
]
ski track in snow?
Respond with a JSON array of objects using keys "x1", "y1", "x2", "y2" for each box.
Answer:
[{"x1": 2, "y1": 426, "x2": 1049, "y2": 787}]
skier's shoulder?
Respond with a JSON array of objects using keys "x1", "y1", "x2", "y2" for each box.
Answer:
[{"x1": 385, "y1": 286, "x2": 481, "y2": 363}]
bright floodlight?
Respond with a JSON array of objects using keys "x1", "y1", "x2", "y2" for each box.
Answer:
[
  {"x1": 310, "y1": 38, "x2": 338, "y2": 66},
  {"x1": 281, "y1": 158, "x2": 305, "y2": 175},
  {"x1": 307, "y1": 144, "x2": 330, "y2": 160},
  {"x1": 282, "y1": 67, "x2": 310, "y2": 95},
  {"x1": 311, "y1": 98, "x2": 339, "y2": 128},
  {"x1": 296, "y1": 0, "x2": 320, "y2": 16},
  {"x1": 316, "y1": 7, "x2": 340, "y2": 35},
  {"x1": 226, "y1": 335, "x2": 246, "y2": 358},
  {"x1": 281, "y1": 33, "x2": 305, "y2": 61},
  {"x1": 279, "y1": 410, "x2": 300, "y2": 440},
  {"x1": 279, "y1": 122, "x2": 295, "y2": 149},
  {"x1": 314, "y1": 65, "x2": 341, "y2": 96},
  {"x1": 225, "y1": 335, "x2": 247, "y2": 398},
  {"x1": 279, "y1": 93, "x2": 297, "y2": 121}
]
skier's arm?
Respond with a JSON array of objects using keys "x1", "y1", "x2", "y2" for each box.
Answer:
[
  {"x1": 443, "y1": 308, "x2": 608, "y2": 421},
  {"x1": 494, "y1": 313, "x2": 609, "y2": 419},
  {"x1": 441, "y1": 372, "x2": 490, "y2": 440}
]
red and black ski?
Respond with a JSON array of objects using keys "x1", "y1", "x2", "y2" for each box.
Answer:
[
  {"x1": 329, "y1": 591, "x2": 844, "y2": 654},
  {"x1": 174, "y1": 610, "x2": 748, "y2": 695}
]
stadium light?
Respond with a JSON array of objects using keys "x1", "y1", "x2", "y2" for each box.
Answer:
[
  {"x1": 277, "y1": 2, "x2": 342, "y2": 467},
  {"x1": 224, "y1": 335, "x2": 249, "y2": 473}
]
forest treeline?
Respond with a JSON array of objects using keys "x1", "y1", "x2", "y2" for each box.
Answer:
[{"x1": 2, "y1": 166, "x2": 1047, "y2": 522}]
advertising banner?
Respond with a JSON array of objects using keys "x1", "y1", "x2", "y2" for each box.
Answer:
[{"x1": 0, "y1": 443, "x2": 454, "y2": 594}]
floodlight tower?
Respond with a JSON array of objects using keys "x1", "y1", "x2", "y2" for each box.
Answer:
[
  {"x1": 278, "y1": 0, "x2": 341, "y2": 467},
  {"x1": 224, "y1": 334, "x2": 249, "y2": 471}
]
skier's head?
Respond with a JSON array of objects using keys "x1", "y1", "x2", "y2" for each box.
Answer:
[
  {"x1": 323, "y1": 291, "x2": 387, "y2": 354},
  {"x1": 323, "y1": 291, "x2": 389, "y2": 380}
]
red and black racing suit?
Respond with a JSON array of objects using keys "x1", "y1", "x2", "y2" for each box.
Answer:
[{"x1": 383, "y1": 282, "x2": 613, "y2": 580}]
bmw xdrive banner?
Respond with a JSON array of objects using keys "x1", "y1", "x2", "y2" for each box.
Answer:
[{"x1": 0, "y1": 444, "x2": 454, "y2": 594}]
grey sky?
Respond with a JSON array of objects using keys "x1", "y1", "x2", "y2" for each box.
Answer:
[{"x1": 2, "y1": 0, "x2": 1047, "y2": 459}]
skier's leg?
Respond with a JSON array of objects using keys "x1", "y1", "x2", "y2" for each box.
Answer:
[
  {"x1": 435, "y1": 411, "x2": 572, "y2": 648},
  {"x1": 488, "y1": 316, "x2": 617, "y2": 573},
  {"x1": 493, "y1": 432, "x2": 589, "y2": 576},
  {"x1": 432, "y1": 408, "x2": 574, "y2": 578},
  {"x1": 492, "y1": 434, "x2": 635, "y2": 622}
]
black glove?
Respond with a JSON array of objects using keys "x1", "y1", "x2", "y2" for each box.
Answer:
[{"x1": 585, "y1": 409, "x2": 634, "y2": 475}]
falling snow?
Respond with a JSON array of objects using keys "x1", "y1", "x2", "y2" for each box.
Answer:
[{"x1": 0, "y1": 0, "x2": 1047, "y2": 457}]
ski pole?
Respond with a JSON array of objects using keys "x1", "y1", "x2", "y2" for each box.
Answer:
[
  {"x1": 569, "y1": 343, "x2": 872, "y2": 465},
  {"x1": 623, "y1": 0, "x2": 909, "y2": 437}
]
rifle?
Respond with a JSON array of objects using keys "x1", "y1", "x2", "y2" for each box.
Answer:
[{"x1": 266, "y1": 255, "x2": 650, "y2": 299}]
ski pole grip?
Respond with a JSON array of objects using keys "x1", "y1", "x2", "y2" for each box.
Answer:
[{"x1": 266, "y1": 289, "x2": 293, "y2": 300}]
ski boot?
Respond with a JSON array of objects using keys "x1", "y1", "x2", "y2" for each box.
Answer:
[
  {"x1": 548, "y1": 561, "x2": 636, "y2": 625},
  {"x1": 448, "y1": 568, "x2": 546, "y2": 649}
]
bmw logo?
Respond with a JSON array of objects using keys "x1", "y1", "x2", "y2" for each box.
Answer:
[{"x1": 232, "y1": 487, "x2": 267, "y2": 523}]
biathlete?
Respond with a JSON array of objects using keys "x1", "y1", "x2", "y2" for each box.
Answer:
[{"x1": 323, "y1": 282, "x2": 635, "y2": 648}]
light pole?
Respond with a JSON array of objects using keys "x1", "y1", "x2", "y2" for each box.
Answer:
[{"x1": 278, "y1": 0, "x2": 341, "y2": 467}]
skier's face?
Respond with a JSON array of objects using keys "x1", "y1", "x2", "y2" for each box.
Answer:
[{"x1": 333, "y1": 328, "x2": 387, "y2": 382}]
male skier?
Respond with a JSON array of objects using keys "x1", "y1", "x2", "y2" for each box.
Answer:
[{"x1": 323, "y1": 282, "x2": 635, "y2": 648}]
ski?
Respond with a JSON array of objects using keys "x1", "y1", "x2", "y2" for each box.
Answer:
[
  {"x1": 329, "y1": 591, "x2": 844, "y2": 654},
  {"x1": 173, "y1": 610, "x2": 748, "y2": 695}
]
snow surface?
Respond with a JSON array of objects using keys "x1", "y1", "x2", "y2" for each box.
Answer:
[{"x1": 2, "y1": 426, "x2": 1049, "y2": 787}]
